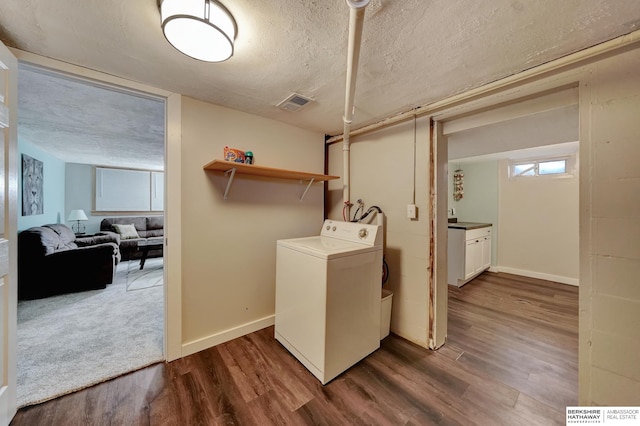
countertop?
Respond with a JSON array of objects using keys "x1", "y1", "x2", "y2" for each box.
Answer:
[{"x1": 447, "y1": 222, "x2": 492, "y2": 230}]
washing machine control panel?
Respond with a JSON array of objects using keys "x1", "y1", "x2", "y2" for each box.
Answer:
[{"x1": 321, "y1": 220, "x2": 381, "y2": 246}]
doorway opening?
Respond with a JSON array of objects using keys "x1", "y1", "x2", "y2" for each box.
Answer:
[
  {"x1": 444, "y1": 88, "x2": 580, "y2": 287},
  {"x1": 432, "y1": 86, "x2": 581, "y2": 407},
  {"x1": 15, "y1": 63, "x2": 167, "y2": 407}
]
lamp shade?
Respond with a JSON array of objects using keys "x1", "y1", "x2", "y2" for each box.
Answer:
[
  {"x1": 160, "y1": 0, "x2": 237, "y2": 62},
  {"x1": 67, "y1": 209, "x2": 88, "y2": 221}
]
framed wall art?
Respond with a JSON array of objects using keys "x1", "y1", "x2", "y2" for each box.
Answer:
[{"x1": 22, "y1": 154, "x2": 44, "y2": 216}]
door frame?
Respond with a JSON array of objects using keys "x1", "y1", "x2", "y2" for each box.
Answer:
[
  {"x1": 9, "y1": 49, "x2": 183, "y2": 361},
  {"x1": 0, "y1": 40, "x2": 18, "y2": 426},
  {"x1": 429, "y1": 66, "x2": 591, "y2": 399}
]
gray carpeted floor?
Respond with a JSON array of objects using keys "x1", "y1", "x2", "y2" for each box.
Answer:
[{"x1": 17, "y1": 257, "x2": 164, "y2": 408}]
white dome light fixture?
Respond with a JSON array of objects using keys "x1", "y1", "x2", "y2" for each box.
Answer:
[{"x1": 160, "y1": 0, "x2": 237, "y2": 62}]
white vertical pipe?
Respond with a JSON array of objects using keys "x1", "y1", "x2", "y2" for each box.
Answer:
[{"x1": 342, "y1": 0, "x2": 369, "y2": 218}]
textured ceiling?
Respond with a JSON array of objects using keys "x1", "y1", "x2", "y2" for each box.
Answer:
[
  {"x1": 18, "y1": 65, "x2": 165, "y2": 170},
  {"x1": 1, "y1": 0, "x2": 639, "y2": 169}
]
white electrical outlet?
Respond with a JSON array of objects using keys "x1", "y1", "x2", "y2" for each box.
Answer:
[{"x1": 407, "y1": 204, "x2": 417, "y2": 219}]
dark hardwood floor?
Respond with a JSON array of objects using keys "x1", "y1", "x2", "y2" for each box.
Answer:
[{"x1": 12, "y1": 272, "x2": 578, "y2": 425}]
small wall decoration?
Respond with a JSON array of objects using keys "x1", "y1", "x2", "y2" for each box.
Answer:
[
  {"x1": 22, "y1": 154, "x2": 44, "y2": 216},
  {"x1": 453, "y1": 168, "x2": 464, "y2": 202}
]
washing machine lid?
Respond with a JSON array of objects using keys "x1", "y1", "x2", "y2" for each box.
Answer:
[{"x1": 277, "y1": 236, "x2": 381, "y2": 259}]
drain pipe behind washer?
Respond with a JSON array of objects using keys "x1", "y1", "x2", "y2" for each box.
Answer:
[{"x1": 342, "y1": 0, "x2": 369, "y2": 219}]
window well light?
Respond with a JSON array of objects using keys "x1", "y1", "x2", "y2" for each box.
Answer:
[{"x1": 160, "y1": 0, "x2": 237, "y2": 62}]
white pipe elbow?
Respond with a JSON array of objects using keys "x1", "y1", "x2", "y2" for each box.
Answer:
[{"x1": 345, "y1": 0, "x2": 370, "y2": 9}]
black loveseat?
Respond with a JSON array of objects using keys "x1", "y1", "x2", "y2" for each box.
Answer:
[
  {"x1": 18, "y1": 224, "x2": 121, "y2": 300},
  {"x1": 99, "y1": 216, "x2": 163, "y2": 261}
]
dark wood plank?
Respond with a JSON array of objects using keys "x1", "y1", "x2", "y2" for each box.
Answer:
[{"x1": 12, "y1": 271, "x2": 577, "y2": 425}]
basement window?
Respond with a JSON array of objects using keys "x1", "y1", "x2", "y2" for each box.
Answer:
[{"x1": 509, "y1": 155, "x2": 575, "y2": 179}]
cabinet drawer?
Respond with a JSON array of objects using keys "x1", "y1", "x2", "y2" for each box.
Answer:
[{"x1": 465, "y1": 226, "x2": 491, "y2": 241}]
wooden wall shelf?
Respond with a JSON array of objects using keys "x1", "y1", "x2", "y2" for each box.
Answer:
[{"x1": 203, "y1": 159, "x2": 339, "y2": 201}]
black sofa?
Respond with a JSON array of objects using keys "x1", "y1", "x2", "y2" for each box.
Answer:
[
  {"x1": 18, "y1": 223, "x2": 121, "y2": 300},
  {"x1": 99, "y1": 216, "x2": 163, "y2": 261}
]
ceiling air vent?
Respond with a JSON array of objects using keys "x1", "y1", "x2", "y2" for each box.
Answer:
[{"x1": 277, "y1": 93, "x2": 313, "y2": 112}]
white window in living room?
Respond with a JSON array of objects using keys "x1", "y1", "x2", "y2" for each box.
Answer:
[
  {"x1": 95, "y1": 167, "x2": 164, "y2": 212},
  {"x1": 509, "y1": 155, "x2": 575, "y2": 179}
]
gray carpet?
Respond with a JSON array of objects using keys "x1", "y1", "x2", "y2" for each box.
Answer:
[
  {"x1": 17, "y1": 258, "x2": 164, "y2": 408},
  {"x1": 126, "y1": 257, "x2": 164, "y2": 291}
]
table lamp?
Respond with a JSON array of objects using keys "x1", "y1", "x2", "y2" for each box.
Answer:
[{"x1": 67, "y1": 209, "x2": 88, "y2": 234}]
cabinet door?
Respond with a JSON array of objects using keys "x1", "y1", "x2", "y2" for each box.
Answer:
[
  {"x1": 481, "y1": 236, "x2": 491, "y2": 270},
  {"x1": 464, "y1": 239, "x2": 477, "y2": 279},
  {"x1": 473, "y1": 239, "x2": 485, "y2": 275}
]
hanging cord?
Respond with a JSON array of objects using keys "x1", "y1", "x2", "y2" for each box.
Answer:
[
  {"x1": 351, "y1": 199, "x2": 364, "y2": 222},
  {"x1": 351, "y1": 205, "x2": 362, "y2": 222},
  {"x1": 353, "y1": 205, "x2": 383, "y2": 223},
  {"x1": 382, "y1": 257, "x2": 389, "y2": 285},
  {"x1": 350, "y1": 204, "x2": 389, "y2": 285},
  {"x1": 342, "y1": 201, "x2": 353, "y2": 221}
]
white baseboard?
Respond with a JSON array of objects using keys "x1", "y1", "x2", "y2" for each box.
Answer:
[
  {"x1": 181, "y1": 314, "x2": 275, "y2": 358},
  {"x1": 496, "y1": 266, "x2": 579, "y2": 286}
]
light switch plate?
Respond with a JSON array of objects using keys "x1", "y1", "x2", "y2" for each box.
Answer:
[{"x1": 407, "y1": 204, "x2": 417, "y2": 219}]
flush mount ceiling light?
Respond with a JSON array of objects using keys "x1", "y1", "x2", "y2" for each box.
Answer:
[{"x1": 160, "y1": 0, "x2": 237, "y2": 62}]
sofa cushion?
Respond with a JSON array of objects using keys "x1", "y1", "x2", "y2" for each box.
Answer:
[
  {"x1": 144, "y1": 216, "x2": 164, "y2": 237},
  {"x1": 118, "y1": 238, "x2": 141, "y2": 252},
  {"x1": 143, "y1": 229, "x2": 163, "y2": 238},
  {"x1": 44, "y1": 223, "x2": 78, "y2": 249},
  {"x1": 102, "y1": 217, "x2": 147, "y2": 232},
  {"x1": 113, "y1": 223, "x2": 140, "y2": 240},
  {"x1": 19, "y1": 227, "x2": 57, "y2": 256},
  {"x1": 146, "y1": 216, "x2": 163, "y2": 230},
  {"x1": 76, "y1": 233, "x2": 120, "y2": 247}
]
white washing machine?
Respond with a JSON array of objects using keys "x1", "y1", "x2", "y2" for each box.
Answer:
[{"x1": 275, "y1": 219, "x2": 383, "y2": 384}]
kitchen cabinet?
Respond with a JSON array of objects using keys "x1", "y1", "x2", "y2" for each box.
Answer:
[
  {"x1": 448, "y1": 223, "x2": 492, "y2": 287},
  {"x1": 464, "y1": 233, "x2": 491, "y2": 279}
]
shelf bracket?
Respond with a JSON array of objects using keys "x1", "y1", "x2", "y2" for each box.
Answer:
[
  {"x1": 223, "y1": 167, "x2": 237, "y2": 200},
  {"x1": 299, "y1": 178, "x2": 315, "y2": 202}
]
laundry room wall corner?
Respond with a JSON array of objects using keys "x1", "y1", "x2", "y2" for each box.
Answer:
[
  {"x1": 327, "y1": 116, "x2": 431, "y2": 348},
  {"x1": 179, "y1": 96, "x2": 326, "y2": 357}
]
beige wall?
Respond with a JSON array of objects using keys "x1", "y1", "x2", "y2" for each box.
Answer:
[
  {"x1": 180, "y1": 97, "x2": 325, "y2": 353},
  {"x1": 327, "y1": 117, "x2": 431, "y2": 347},
  {"x1": 498, "y1": 159, "x2": 579, "y2": 284},
  {"x1": 581, "y1": 48, "x2": 640, "y2": 405}
]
